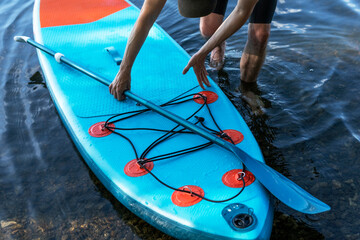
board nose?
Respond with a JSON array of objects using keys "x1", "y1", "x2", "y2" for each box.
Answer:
[{"x1": 40, "y1": 0, "x2": 131, "y2": 28}]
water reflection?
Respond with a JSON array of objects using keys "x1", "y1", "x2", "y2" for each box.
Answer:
[
  {"x1": 29, "y1": 71, "x2": 47, "y2": 90},
  {"x1": 341, "y1": 0, "x2": 360, "y2": 14}
]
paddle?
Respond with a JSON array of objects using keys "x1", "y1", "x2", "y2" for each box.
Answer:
[{"x1": 15, "y1": 36, "x2": 330, "y2": 214}]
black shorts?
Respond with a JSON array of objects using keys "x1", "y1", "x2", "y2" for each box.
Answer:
[
  {"x1": 212, "y1": 0, "x2": 228, "y2": 16},
  {"x1": 213, "y1": 0, "x2": 277, "y2": 24}
]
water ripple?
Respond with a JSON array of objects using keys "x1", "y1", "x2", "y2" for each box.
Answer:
[{"x1": 342, "y1": 0, "x2": 360, "y2": 14}]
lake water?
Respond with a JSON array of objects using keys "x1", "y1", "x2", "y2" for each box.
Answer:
[{"x1": 1, "y1": 0, "x2": 360, "y2": 239}]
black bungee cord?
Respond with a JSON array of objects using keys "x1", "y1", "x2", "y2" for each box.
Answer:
[{"x1": 103, "y1": 92, "x2": 246, "y2": 203}]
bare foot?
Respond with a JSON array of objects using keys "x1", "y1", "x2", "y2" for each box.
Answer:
[
  {"x1": 237, "y1": 82, "x2": 266, "y2": 116},
  {"x1": 209, "y1": 41, "x2": 226, "y2": 70}
]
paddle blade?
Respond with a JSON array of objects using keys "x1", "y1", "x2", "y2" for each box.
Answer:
[{"x1": 232, "y1": 147, "x2": 331, "y2": 214}]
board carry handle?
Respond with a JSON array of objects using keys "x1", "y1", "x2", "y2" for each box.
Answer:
[
  {"x1": 105, "y1": 46, "x2": 122, "y2": 65},
  {"x1": 14, "y1": 36, "x2": 331, "y2": 214}
]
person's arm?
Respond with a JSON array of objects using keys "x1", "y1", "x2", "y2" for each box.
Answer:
[
  {"x1": 110, "y1": 0, "x2": 167, "y2": 100},
  {"x1": 183, "y1": 0, "x2": 258, "y2": 88}
]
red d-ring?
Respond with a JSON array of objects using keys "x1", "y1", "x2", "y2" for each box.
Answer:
[
  {"x1": 193, "y1": 91, "x2": 218, "y2": 104},
  {"x1": 172, "y1": 185, "x2": 204, "y2": 207},
  {"x1": 124, "y1": 159, "x2": 154, "y2": 177},
  {"x1": 88, "y1": 122, "x2": 115, "y2": 137},
  {"x1": 222, "y1": 169, "x2": 255, "y2": 188},
  {"x1": 217, "y1": 129, "x2": 244, "y2": 144}
]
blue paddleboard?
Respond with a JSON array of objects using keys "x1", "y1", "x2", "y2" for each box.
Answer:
[{"x1": 33, "y1": 0, "x2": 274, "y2": 239}]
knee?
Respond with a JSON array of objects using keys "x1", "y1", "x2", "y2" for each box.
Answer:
[
  {"x1": 200, "y1": 24, "x2": 212, "y2": 38},
  {"x1": 199, "y1": 20, "x2": 217, "y2": 38},
  {"x1": 248, "y1": 24, "x2": 271, "y2": 49},
  {"x1": 199, "y1": 13, "x2": 224, "y2": 38}
]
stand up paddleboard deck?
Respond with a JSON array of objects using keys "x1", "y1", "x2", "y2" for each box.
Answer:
[{"x1": 33, "y1": 0, "x2": 273, "y2": 239}]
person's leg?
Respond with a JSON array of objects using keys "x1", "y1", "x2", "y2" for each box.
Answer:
[
  {"x1": 199, "y1": 13, "x2": 224, "y2": 38},
  {"x1": 199, "y1": 0, "x2": 228, "y2": 70},
  {"x1": 240, "y1": 0, "x2": 277, "y2": 83},
  {"x1": 240, "y1": 23, "x2": 271, "y2": 82}
]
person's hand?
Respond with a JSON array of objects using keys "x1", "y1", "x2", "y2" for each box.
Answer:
[
  {"x1": 109, "y1": 70, "x2": 131, "y2": 101},
  {"x1": 183, "y1": 52, "x2": 211, "y2": 89}
]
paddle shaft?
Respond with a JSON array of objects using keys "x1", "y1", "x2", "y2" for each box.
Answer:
[
  {"x1": 22, "y1": 37, "x2": 231, "y2": 148},
  {"x1": 15, "y1": 36, "x2": 330, "y2": 214}
]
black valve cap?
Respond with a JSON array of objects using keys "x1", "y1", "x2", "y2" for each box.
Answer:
[{"x1": 232, "y1": 214, "x2": 254, "y2": 229}]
